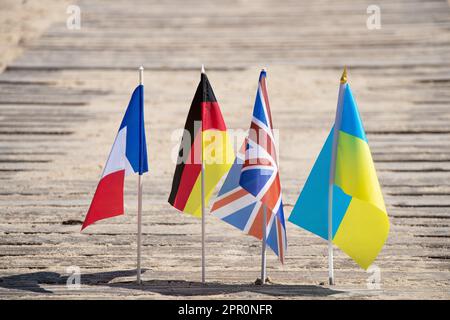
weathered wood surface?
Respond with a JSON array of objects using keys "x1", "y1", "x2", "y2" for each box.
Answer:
[{"x1": 0, "y1": 0, "x2": 449, "y2": 299}]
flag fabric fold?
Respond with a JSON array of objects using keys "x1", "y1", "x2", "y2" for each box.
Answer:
[
  {"x1": 288, "y1": 79, "x2": 389, "y2": 269},
  {"x1": 82, "y1": 85, "x2": 148, "y2": 230},
  {"x1": 168, "y1": 73, "x2": 234, "y2": 217},
  {"x1": 211, "y1": 70, "x2": 287, "y2": 262}
]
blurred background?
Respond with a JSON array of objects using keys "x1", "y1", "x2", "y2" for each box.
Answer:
[{"x1": 0, "y1": 0, "x2": 449, "y2": 299}]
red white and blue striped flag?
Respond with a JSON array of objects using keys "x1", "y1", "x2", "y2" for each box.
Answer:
[
  {"x1": 82, "y1": 85, "x2": 148, "y2": 230},
  {"x1": 211, "y1": 70, "x2": 287, "y2": 262}
]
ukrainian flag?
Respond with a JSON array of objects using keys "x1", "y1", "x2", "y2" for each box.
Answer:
[{"x1": 289, "y1": 69, "x2": 390, "y2": 269}]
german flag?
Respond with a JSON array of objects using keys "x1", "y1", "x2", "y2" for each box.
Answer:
[{"x1": 168, "y1": 72, "x2": 234, "y2": 217}]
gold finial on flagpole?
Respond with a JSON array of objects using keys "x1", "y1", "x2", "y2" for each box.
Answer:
[{"x1": 340, "y1": 66, "x2": 348, "y2": 84}]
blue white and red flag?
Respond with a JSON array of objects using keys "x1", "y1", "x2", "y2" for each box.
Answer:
[
  {"x1": 211, "y1": 71, "x2": 286, "y2": 262},
  {"x1": 82, "y1": 85, "x2": 148, "y2": 230}
]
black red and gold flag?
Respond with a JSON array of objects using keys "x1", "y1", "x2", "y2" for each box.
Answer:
[{"x1": 168, "y1": 72, "x2": 234, "y2": 217}]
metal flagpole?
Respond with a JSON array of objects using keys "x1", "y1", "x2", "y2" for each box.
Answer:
[
  {"x1": 328, "y1": 66, "x2": 347, "y2": 286},
  {"x1": 201, "y1": 64, "x2": 206, "y2": 284},
  {"x1": 260, "y1": 204, "x2": 267, "y2": 284},
  {"x1": 136, "y1": 65, "x2": 144, "y2": 284},
  {"x1": 260, "y1": 67, "x2": 268, "y2": 285}
]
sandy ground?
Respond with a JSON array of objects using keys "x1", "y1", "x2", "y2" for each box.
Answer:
[
  {"x1": 0, "y1": 0, "x2": 449, "y2": 299},
  {"x1": 0, "y1": 0, "x2": 69, "y2": 72}
]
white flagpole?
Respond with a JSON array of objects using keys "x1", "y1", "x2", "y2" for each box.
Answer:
[
  {"x1": 137, "y1": 65, "x2": 144, "y2": 284},
  {"x1": 260, "y1": 67, "x2": 268, "y2": 285},
  {"x1": 328, "y1": 66, "x2": 347, "y2": 286},
  {"x1": 260, "y1": 204, "x2": 267, "y2": 284},
  {"x1": 201, "y1": 64, "x2": 206, "y2": 284}
]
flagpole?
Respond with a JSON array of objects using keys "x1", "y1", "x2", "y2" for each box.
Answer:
[
  {"x1": 328, "y1": 66, "x2": 347, "y2": 286},
  {"x1": 260, "y1": 67, "x2": 268, "y2": 285},
  {"x1": 136, "y1": 65, "x2": 144, "y2": 284},
  {"x1": 201, "y1": 64, "x2": 206, "y2": 284},
  {"x1": 260, "y1": 204, "x2": 267, "y2": 284}
]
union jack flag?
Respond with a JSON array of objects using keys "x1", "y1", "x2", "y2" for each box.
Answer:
[{"x1": 211, "y1": 70, "x2": 287, "y2": 262}]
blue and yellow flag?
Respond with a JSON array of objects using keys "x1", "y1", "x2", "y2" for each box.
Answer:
[{"x1": 288, "y1": 69, "x2": 389, "y2": 269}]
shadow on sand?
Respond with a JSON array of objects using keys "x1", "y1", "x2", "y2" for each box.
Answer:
[{"x1": 0, "y1": 269, "x2": 341, "y2": 297}]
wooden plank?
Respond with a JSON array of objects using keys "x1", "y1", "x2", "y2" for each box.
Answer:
[{"x1": 0, "y1": 0, "x2": 449, "y2": 299}]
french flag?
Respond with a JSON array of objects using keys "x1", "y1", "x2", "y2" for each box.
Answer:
[{"x1": 81, "y1": 85, "x2": 148, "y2": 231}]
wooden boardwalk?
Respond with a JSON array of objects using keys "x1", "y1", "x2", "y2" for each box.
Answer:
[{"x1": 0, "y1": 0, "x2": 449, "y2": 299}]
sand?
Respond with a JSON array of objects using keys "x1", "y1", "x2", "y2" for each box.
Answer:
[{"x1": 0, "y1": 0, "x2": 449, "y2": 299}]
